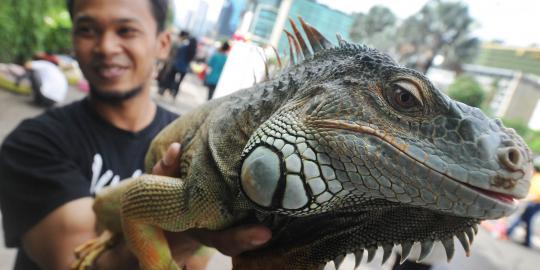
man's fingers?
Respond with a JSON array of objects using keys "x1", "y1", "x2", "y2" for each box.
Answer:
[
  {"x1": 189, "y1": 225, "x2": 271, "y2": 256},
  {"x1": 163, "y1": 142, "x2": 181, "y2": 167},
  {"x1": 152, "y1": 142, "x2": 181, "y2": 176}
]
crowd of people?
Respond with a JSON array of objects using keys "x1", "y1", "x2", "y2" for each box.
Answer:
[{"x1": 157, "y1": 30, "x2": 230, "y2": 101}]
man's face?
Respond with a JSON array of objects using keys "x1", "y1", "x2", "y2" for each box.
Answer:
[{"x1": 71, "y1": 0, "x2": 170, "y2": 98}]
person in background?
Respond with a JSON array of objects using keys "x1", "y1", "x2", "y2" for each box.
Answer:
[
  {"x1": 204, "y1": 41, "x2": 230, "y2": 100},
  {"x1": 506, "y1": 166, "x2": 540, "y2": 247},
  {"x1": 0, "y1": 0, "x2": 270, "y2": 269},
  {"x1": 158, "y1": 30, "x2": 197, "y2": 99}
]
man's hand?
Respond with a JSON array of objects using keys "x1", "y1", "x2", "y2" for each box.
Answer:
[
  {"x1": 152, "y1": 143, "x2": 272, "y2": 266},
  {"x1": 152, "y1": 142, "x2": 182, "y2": 176}
]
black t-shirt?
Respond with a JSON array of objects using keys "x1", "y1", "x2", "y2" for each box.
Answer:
[{"x1": 0, "y1": 98, "x2": 178, "y2": 269}]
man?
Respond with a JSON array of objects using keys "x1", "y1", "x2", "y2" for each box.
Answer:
[
  {"x1": 0, "y1": 0, "x2": 270, "y2": 269},
  {"x1": 158, "y1": 30, "x2": 197, "y2": 99}
]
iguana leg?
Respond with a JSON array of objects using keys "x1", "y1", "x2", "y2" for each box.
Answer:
[
  {"x1": 71, "y1": 230, "x2": 118, "y2": 270},
  {"x1": 122, "y1": 219, "x2": 180, "y2": 270},
  {"x1": 120, "y1": 174, "x2": 234, "y2": 270}
]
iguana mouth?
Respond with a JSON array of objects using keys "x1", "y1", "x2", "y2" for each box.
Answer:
[
  {"x1": 313, "y1": 119, "x2": 520, "y2": 207},
  {"x1": 464, "y1": 182, "x2": 517, "y2": 204}
]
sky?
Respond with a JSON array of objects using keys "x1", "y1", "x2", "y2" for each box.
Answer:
[
  {"x1": 315, "y1": 0, "x2": 540, "y2": 47},
  {"x1": 175, "y1": 0, "x2": 540, "y2": 47}
]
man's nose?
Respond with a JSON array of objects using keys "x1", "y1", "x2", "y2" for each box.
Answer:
[{"x1": 94, "y1": 31, "x2": 121, "y2": 55}]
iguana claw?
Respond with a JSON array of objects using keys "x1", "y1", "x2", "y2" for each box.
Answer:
[{"x1": 71, "y1": 230, "x2": 118, "y2": 270}]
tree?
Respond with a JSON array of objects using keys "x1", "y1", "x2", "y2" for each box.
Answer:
[
  {"x1": 0, "y1": 0, "x2": 71, "y2": 64},
  {"x1": 395, "y1": 0, "x2": 479, "y2": 73},
  {"x1": 447, "y1": 74, "x2": 485, "y2": 108},
  {"x1": 348, "y1": 6, "x2": 397, "y2": 53}
]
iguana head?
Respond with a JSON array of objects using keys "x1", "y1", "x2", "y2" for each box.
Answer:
[{"x1": 237, "y1": 18, "x2": 533, "y2": 269}]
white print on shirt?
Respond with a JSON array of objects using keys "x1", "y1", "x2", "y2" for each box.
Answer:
[{"x1": 90, "y1": 154, "x2": 142, "y2": 194}]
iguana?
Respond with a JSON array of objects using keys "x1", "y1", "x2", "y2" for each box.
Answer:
[{"x1": 73, "y1": 18, "x2": 533, "y2": 270}]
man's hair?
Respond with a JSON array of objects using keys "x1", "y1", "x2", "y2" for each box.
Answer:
[{"x1": 66, "y1": 0, "x2": 169, "y2": 32}]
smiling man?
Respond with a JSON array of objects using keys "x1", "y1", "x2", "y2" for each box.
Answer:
[{"x1": 0, "y1": 0, "x2": 270, "y2": 269}]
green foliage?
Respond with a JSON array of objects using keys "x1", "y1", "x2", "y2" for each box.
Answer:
[
  {"x1": 349, "y1": 6, "x2": 397, "y2": 42},
  {"x1": 0, "y1": 0, "x2": 71, "y2": 64},
  {"x1": 348, "y1": 0, "x2": 479, "y2": 73},
  {"x1": 502, "y1": 119, "x2": 540, "y2": 154},
  {"x1": 447, "y1": 75, "x2": 485, "y2": 107},
  {"x1": 349, "y1": 6, "x2": 397, "y2": 53},
  {"x1": 396, "y1": 0, "x2": 478, "y2": 73},
  {"x1": 42, "y1": 9, "x2": 72, "y2": 54}
]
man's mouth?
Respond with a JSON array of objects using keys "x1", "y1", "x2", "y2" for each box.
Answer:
[{"x1": 95, "y1": 65, "x2": 128, "y2": 80}]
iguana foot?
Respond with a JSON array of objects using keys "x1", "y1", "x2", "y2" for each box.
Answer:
[{"x1": 71, "y1": 230, "x2": 119, "y2": 270}]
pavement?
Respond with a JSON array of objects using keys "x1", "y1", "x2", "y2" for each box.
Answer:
[{"x1": 1, "y1": 74, "x2": 540, "y2": 269}]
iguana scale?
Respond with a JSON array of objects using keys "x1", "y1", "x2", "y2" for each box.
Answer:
[{"x1": 73, "y1": 18, "x2": 533, "y2": 270}]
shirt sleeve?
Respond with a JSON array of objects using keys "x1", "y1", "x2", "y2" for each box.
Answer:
[{"x1": 0, "y1": 118, "x2": 90, "y2": 247}]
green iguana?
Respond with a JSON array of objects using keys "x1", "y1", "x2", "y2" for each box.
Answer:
[{"x1": 73, "y1": 18, "x2": 533, "y2": 270}]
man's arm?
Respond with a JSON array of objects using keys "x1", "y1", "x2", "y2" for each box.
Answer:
[{"x1": 22, "y1": 197, "x2": 139, "y2": 270}]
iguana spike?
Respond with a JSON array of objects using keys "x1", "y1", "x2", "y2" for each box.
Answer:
[
  {"x1": 252, "y1": 70, "x2": 257, "y2": 84},
  {"x1": 366, "y1": 246, "x2": 377, "y2": 262},
  {"x1": 442, "y1": 237, "x2": 455, "y2": 262},
  {"x1": 298, "y1": 16, "x2": 333, "y2": 52},
  {"x1": 281, "y1": 48, "x2": 290, "y2": 68},
  {"x1": 457, "y1": 232, "x2": 471, "y2": 257},
  {"x1": 284, "y1": 30, "x2": 304, "y2": 62},
  {"x1": 271, "y1": 46, "x2": 282, "y2": 69},
  {"x1": 285, "y1": 30, "x2": 297, "y2": 65},
  {"x1": 354, "y1": 250, "x2": 363, "y2": 268},
  {"x1": 256, "y1": 47, "x2": 270, "y2": 82},
  {"x1": 417, "y1": 240, "x2": 434, "y2": 262},
  {"x1": 400, "y1": 242, "x2": 413, "y2": 264},
  {"x1": 289, "y1": 17, "x2": 312, "y2": 59},
  {"x1": 381, "y1": 244, "x2": 393, "y2": 264},
  {"x1": 465, "y1": 227, "x2": 475, "y2": 244},
  {"x1": 336, "y1": 33, "x2": 348, "y2": 47},
  {"x1": 334, "y1": 254, "x2": 345, "y2": 269}
]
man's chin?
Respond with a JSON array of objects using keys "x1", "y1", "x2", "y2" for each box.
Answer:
[{"x1": 89, "y1": 84, "x2": 145, "y2": 104}]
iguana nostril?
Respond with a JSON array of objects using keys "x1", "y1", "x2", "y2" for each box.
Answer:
[{"x1": 498, "y1": 147, "x2": 522, "y2": 171}]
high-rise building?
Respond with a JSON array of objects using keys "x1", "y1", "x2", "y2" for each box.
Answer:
[
  {"x1": 216, "y1": 0, "x2": 248, "y2": 38},
  {"x1": 242, "y1": 0, "x2": 353, "y2": 50}
]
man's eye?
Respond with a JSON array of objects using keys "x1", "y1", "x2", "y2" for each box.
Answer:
[
  {"x1": 118, "y1": 27, "x2": 137, "y2": 36},
  {"x1": 74, "y1": 26, "x2": 94, "y2": 36}
]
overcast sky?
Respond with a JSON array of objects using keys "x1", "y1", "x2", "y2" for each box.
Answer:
[
  {"x1": 175, "y1": 0, "x2": 540, "y2": 47},
  {"x1": 316, "y1": 0, "x2": 540, "y2": 47}
]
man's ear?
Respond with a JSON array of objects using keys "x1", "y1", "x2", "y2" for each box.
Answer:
[{"x1": 156, "y1": 31, "x2": 172, "y2": 60}]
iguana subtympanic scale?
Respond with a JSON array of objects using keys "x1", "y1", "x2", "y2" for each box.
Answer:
[{"x1": 73, "y1": 18, "x2": 533, "y2": 270}]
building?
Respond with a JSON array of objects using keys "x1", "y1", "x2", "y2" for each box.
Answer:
[{"x1": 242, "y1": 0, "x2": 353, "y2": 50}]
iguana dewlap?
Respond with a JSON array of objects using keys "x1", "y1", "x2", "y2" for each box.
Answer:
[{"x1": 73, "y1": 18, "x2": 533, "y2": 270}]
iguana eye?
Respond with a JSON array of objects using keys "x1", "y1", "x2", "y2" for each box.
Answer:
[
  {"x1": 394, "y1": 87, "x2": 416, "y2": 108},
  {"x1": 387, "y1": 80, "x2": 423, "y2": 112}
]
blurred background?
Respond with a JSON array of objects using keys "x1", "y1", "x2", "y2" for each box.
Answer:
[{"x1": 0, "y1": 0, "x2": 539, "y2": 269}]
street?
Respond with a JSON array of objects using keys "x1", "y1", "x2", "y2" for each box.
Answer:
[{"x1": 1, "y1": 74, "x2": 540, "y2": 269}]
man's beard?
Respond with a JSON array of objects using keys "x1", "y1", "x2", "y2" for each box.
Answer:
[{"x1": 89, "y1": 84, "x2": 144, "y2": 104}]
